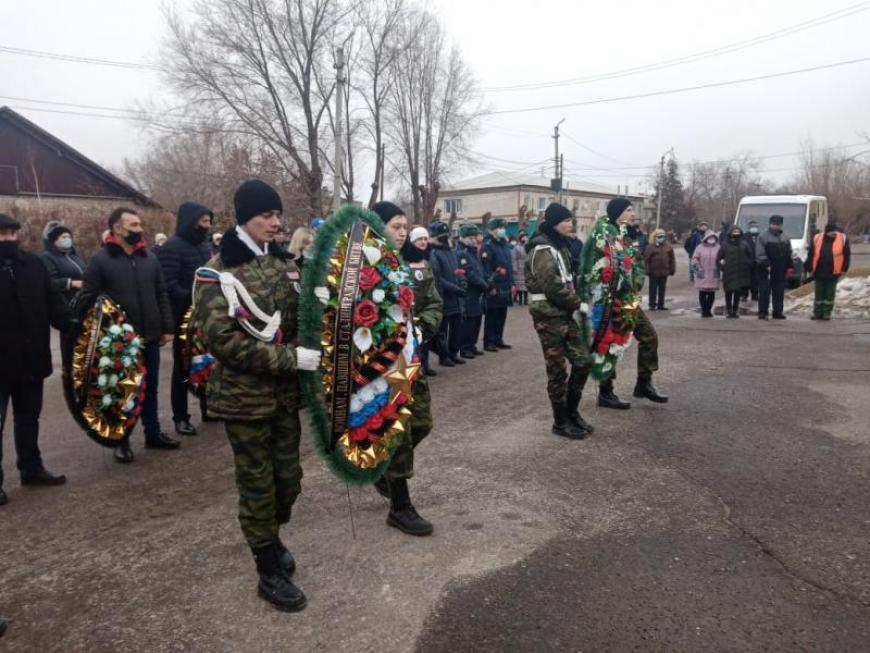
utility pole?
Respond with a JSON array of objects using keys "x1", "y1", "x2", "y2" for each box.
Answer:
[
  {"x1": 333, "y1": 47, "x2": 346, "y2": 213},
  {"x1": 655, "y1": 153, "x2": 665, "y2": 230},
  {"x1": 552, "y1": 118, "x2": 565, "y2": 204}
]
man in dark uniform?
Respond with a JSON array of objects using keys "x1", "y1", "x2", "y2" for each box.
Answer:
[
  {"x1": 428, "y1": 221, "x2": 466, "y2": 367},
  {"x1": 455, "y1": 224, "x2": 488, "y2": 358},
  {"x1": 525, "y1": 204, "x2": 593, "y2": 439},
  {"x1": 0, "y1": 214, "x2": 69, "y2": 506},
  {"x1": 482, "y1": 218, "x2": 514, "y2": 351},
  {"x1": 756, "y1": 214, "x2": 793, "y2": 320}
]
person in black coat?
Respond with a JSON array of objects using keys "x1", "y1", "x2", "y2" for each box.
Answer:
[
  {"x1": 428, "y1": 220, "x2": 466, "y2": 367},
  {"x1": 41, "y1": 221, "x2": 87, "y2": 372},
  {"x1": 0, "y1": 214, "x2": 70, "y2": 506},
  {"x1": 742, "y1": 221, "x2": 761, "y2": 301},
  {"x1": 80, "y1": 207, "x2": 178, "y2": 463},
  {"x1": 156, "y1": 202, "x2": 214, "y2": 436},
  {"x1": 481, "y1": 218, "x2": 514, "y2": 351},
  {"x1": 455, "y1": 224, "x2": 488, "y2": 358}
]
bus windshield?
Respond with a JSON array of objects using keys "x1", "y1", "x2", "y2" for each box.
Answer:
[{"x1": 735, "y1": 203, "x2": 807, "y2": 239}]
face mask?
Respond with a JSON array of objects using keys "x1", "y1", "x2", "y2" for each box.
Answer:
[
  {"x1": 58, "y1": 236, "x2": 73, "y2": 251},
  {"x1": 124, "y1": 231, "x2": 144, "y2": 246},
  {"x1": 0, "y1": 241, "x2": 18, "y2": 259},
  {"x1": 706, "y1": 238, "x2": 716, "y2": 245},
  {"x1": 749, "y1": 227, "x2": 759, "y2": 235},
  {"x1": 655, "y1": 236, "x2": 665, "y2": 245},
  {"x1": 495, "y1": 228, "x2": 507, "y2": 239},
  {"x1": 437, "y1": 234, "x2": 449, "y2": 244}
]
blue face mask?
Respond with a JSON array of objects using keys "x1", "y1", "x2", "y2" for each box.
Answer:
[
  {"x1": 655, "y1": 236, "x2": 665, "y2": 245},
  {"x1": 58, "y1": 236, "x2": 73, "y2": 250}
]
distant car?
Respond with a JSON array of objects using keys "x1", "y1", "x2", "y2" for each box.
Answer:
[{"x1": 734, "y1": 195, "x2": 828, "y2": 287}]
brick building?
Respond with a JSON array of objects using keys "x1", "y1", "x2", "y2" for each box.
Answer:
[{"x1": 0, "y1": 106, "x2": 170, "y2": 257}]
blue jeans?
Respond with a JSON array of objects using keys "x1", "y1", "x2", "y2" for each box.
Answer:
[{"x1": 141, "y1": 342, "x2": 162, "y2": 438}]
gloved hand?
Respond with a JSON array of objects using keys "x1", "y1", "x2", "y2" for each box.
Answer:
[
  {"x1": 579, "y1": 302, "x2": 589, "y2": 315},
  {"x1": 296, "y1": 346, "x2": 322, "y2": 371},
  {"x1": 314, "y1": 286, "x2": 330, "y2": 305},
  {"x1": 455, "y1": 287, "x2": 467, "y2": 298}
]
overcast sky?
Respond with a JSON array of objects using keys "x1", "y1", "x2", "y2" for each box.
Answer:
[{"x1": 2, "y1": 0, "x2": 868, "y2": 197}]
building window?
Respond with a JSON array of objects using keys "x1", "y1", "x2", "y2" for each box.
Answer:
[
  {"x1": 537, "y1": 197, "x2": 547, "y2": 211},
  {"x1": 444, "y1": 198, "x2": 463, "y2": 215}
]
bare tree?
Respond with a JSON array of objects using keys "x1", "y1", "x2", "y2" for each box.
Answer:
[
  {"x1": 387, "y1": 10, "x2": 483, "y2": 222},
  {"x1": 162, "y1": 0, "x2": 354, "y2": 218},
  {"x1": 355, "y1": 0, "x2": 408, "y2": 207}
]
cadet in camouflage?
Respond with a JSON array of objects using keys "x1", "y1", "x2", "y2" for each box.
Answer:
[
  {"x1": 525, "y1": 203, "x2": 593, "y2": 439},
  {"x1": 372, "y1": 202, "x2": 441, "y2": 537},
  {"x1": 194, "y1": 180, "x2": 319, "y2": 612}
]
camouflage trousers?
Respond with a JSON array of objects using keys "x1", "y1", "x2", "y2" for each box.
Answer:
[
  {"x1": 224, "y1": 405, "x2": 302, "y2": 548},
  {"x1": 533, "y1": 316, "x2": 591, "y2": 403},
  {"x1": 385, "y1": 374, "x2": 432, "y2": 481},
  {"x1": 606, "y1": 308, "x2": 659, "y2": 383}
]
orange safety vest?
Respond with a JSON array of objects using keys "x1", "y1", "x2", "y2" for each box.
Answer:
[{"x1": 812, "y1": 232, "x2": 846, "y2": 275}]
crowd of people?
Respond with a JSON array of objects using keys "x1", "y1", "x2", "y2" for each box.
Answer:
[
  {"x1": 683, "y1": 216, "x2": 852, "y2": 320},
  {"x1": 0, "y1": 181, "x2": 856, "y2": 619}
]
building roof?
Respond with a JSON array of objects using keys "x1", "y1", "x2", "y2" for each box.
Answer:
[
  {"x1": 0, "y1": 106, "x2": 156, "y2": 205},
  {"x1": 442, "y1": 170, "x2": 645, "y2": 198}
]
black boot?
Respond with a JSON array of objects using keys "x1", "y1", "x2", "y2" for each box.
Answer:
[
  {"x1": 276, "y1": 539, "x2": 296, "y2": 578},
  {"x1": 252, "y1": 543, "x2": 306, "y2": 611},
  {"x1": 565, "y1": 391, "x2": 594, "y2": 434},
  {"x1": 386, "y1": 478, "x2": 433, "y2": 536},
  {"x1": 633, "y1": 375, "x2": 669, "y2": 403},
  {"x1": 174, "y1": 419, "x2": 197, "y2": 436},
  {"x1": 598, "y1": 380, "x2": 631, "y2": 410},
  {"x1": 145, "y1": 432, "x2": 181, "y2": 449},
  {"x1": 20, "y1": 467, "x2": 67, "y2": 486},
  {"x1": 550, "y1": 401, "x2": 587, "y2": 439},
  {"x1": 373, "y1": 475, "x2": 390, "y2": 499},
  {"x1": 113, "y1": 437, "x2": 135, "y2": 463}
]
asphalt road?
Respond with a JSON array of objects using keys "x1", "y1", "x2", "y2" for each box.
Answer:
[{"x1": 2, "y1": 253, "x2": 869, "y2": 652}]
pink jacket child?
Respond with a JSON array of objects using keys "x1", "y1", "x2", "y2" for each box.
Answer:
[{"x1": 691, "y1": 231, "x2": 721, "y2": 290}]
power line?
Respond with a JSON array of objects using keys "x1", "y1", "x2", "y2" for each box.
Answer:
[
  {"x1": 482, "y1": 0, "x2": 870, "y2": 92},
  {"x1": 0, "y1": 94, "x2": 152, "y2": 115},
  {"x1": 491, "y1": 56, "x2": 870, "y2": 115},
  {"x1": 0, "y1": 44, "x2": 160, "y2": 71}
]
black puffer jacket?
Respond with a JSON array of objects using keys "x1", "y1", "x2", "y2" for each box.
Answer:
[
  {"x1": 429, "y1": 242, "x2": 465, "y2": 317},
  {"x1": 0, "y1": 248, "x2": 70, "y2": 384},
  {"x1": 155, "y1": 202, "x2": 213, "y2": 324},
  {"x1": 80, "y1": 239, "x2": 174, "y2": 343},
  {"x1": 41, "y1": 241, "x2": 86, "y2": 303}
]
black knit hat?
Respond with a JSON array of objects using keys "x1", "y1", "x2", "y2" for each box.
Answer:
[
  {"x1": 428, "y1": 220, "x2": 450, "y2": 237},
  {"x1": 606, "y1": 197, "x2": 632, "y2": 223},
  {"x1": 234, "y1": 180, "x2": 283, "y2": 225},
  {"x1": 769, "y1": 215, "x2": 784, "y2": 225},
  {"x1": 0, "y1": 214, "x2": 21, "y2": 230},
  {"x1": 46, "y1": 223, "x2": 72, "y2": 243},
  {"x1": 371, "y1": 201, "x2": 405, "y2": 224},
  {"x1": 543, "y1": 202, "x2": 572, "y2": 228}
]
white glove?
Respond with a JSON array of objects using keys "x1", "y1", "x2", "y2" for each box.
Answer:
[
  {"x1": 579, "y1": 302, "x2": 589, "y2": 315},
  {"x1": 314, "y1": 286, "x2": 330, "y2": 305},
  {"x1": 296, "y1": 346, "x2": 322, "y2": 371}
]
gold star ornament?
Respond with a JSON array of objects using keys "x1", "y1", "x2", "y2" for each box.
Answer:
[{"x1": 385, "y1": 354, "x2": 421, "y2": 404}]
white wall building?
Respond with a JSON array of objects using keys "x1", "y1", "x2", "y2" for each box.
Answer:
[{"x1": 440, "y1": 171, "x2": 652, "y2": 238}]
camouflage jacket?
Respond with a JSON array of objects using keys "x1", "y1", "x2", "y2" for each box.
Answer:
[
  {"x1": 407, "y1": 258, "x2": 443, "y2": 343},
  {"x1": 194, "y1": 227, "x2": 301, "y2": 421},
  {"x1": 525, "y1": 230, "x2": 581, "y2": 321}
]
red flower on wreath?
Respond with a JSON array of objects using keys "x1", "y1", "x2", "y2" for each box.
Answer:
[
  {"x1": 366, "y1": 414, "x2": 384, "y2": 431},
  {"x1": 354, "y1": 300, "x2": 379, "y2": 327},
  {"x1": 359, "y1": 267, "x2": 382, "y2": 291},
  {"x1": 383, "y1": 251, "x2": 399, "y2": 267},
  {"x1": 397, "y1": 285, "x2": 415, "y2": 311},
  {"x1": 622, "y1": 256, "x2": 634, "y2": 272},
  {"x1": 349, "y1": 427, "x2": 370, "y2": 443},
  {"x1": 601, "y1": 265, "x2": 614, "y2": 284}
]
